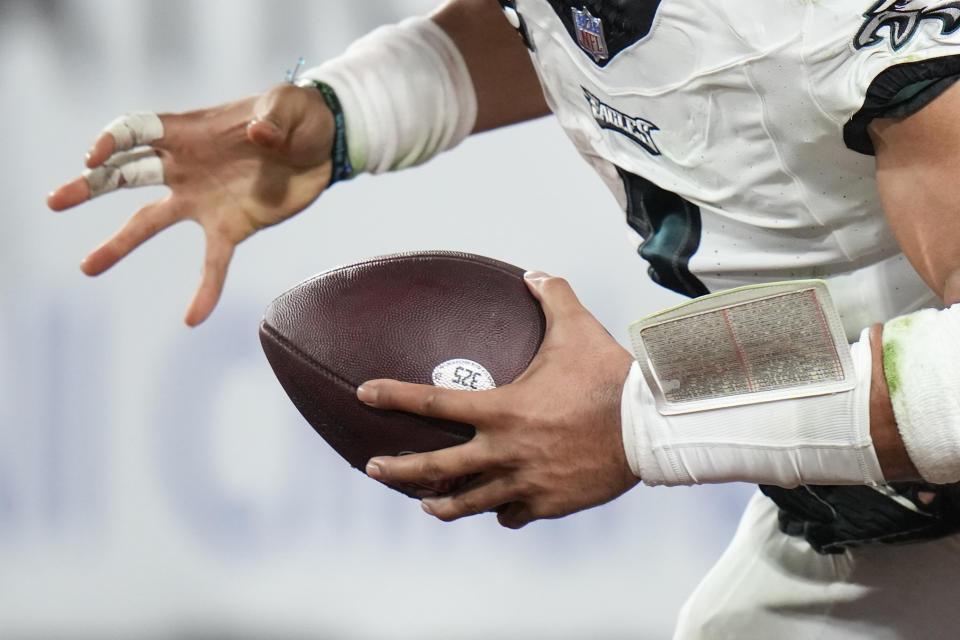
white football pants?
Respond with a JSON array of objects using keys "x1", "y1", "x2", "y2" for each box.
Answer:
[{"x1": 674, "y1": 490, "x2": 960, "y2": 639}]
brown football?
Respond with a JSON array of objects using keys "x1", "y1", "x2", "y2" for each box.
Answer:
[{"x1": 259, "y1": 251, "x2": 546, "y2": 497}]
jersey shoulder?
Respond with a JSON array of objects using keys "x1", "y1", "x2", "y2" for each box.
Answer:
[{"x1": 805, "y1": 1, "x2": 960, "y2": 153}]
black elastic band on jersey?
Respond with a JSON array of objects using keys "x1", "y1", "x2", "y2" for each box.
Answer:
[
  {"x1": 306, "y1": 80, "x2": 354, "y2": 185},
  {"x1": 844, "y1": 55, "x2": 960, "y2": 155}
]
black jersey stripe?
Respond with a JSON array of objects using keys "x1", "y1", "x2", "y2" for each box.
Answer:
[
  {"x1": 617, "y1": 167, "x2": 709, "y2": 298},
  {"x1": 844, "y1": 55, "x2": 960, "y2": 155}
]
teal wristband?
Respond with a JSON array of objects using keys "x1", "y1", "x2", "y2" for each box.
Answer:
[{"x1": 306, "y1": 80, "x2": 354, "y2": 184}]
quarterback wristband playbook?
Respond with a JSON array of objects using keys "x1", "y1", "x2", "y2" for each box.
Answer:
[
  {"x1": 621, "y1": 281, "x2": 886, "y2": 488},
  {"x1": 296, "y1": 16, "x2": 478, "y2": 175}
]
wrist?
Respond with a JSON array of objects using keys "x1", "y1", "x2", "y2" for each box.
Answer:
[
  {"x1": 297, "y1": 80, "x2": 354, "y2": 185},
  {"x1": 882, "y1": 304, "x2": 960, "y2": 484},
  {"x1": 297, "y1": 16, "x2": 477, "y2": 175},
  {"x1": 620, "y1": 361, "x2": 652, "y2": 480},
  {"x1": 869, "y1": 323, "x2": 921, "y2": 481},
  {"x1": 621, "y1": 282, "x2": 887, "y2": 488}
]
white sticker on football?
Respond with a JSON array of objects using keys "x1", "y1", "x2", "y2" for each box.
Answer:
[{"x1": 431, "y1": 359, "x2": 496, "y2": 391}]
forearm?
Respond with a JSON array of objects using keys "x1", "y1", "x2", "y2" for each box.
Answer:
[
  {"x1": 868, "y1": 323, "x2": 921, "y2": 482},
  {"x1": 296, "y1": 1, "x2": 548, "y2": 177},
  {"x1": 618, "y1": 282, "x2": 960, "y2": 488},
  {"x1": 431, "y1": 0, "x2": 549, "y2": 132},
  {"x1": 864, "y1": 83, "x2": 960, "y2": 483}
]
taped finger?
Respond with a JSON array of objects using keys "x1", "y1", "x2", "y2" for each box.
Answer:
[
  {"x1": 82, "y1": 149, "x2": 164, "y2": 199},
  {"x1": 103, "y1": 112, "x2": 164, "y2": 152}
]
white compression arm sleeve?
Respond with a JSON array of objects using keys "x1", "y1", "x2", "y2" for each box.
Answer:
[
  {"x1": 883, "y1": 304, "x2": 960, "y2": 484},
  {"x1": 621, "y1": 327, "x2": 885, "y2": 487},
  {"x1": 298, "y1": 16, "x2": 478, "y2": 174}
]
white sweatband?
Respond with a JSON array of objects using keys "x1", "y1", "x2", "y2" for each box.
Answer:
[
  {"x1": 622, "y1": 328, "x2": 884, "y2": 488},
  {"x1": 883, "y1": 304, "x2": 960, "y2": 484},
  {"x1": 298, "y1": 16, "x2": 477, "y2": 174}
]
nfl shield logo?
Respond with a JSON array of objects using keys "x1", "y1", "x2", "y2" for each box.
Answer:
[{"x1": 572, "y1": 7, "x2": 609, "y2": 62}]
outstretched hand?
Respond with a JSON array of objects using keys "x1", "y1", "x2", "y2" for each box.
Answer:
[
  {"x1": 47, "y1": 84, "x2": 336, "y2": 326},
  {"x1": 359, "y1": 272, "x2": 639, "y2": 529}
]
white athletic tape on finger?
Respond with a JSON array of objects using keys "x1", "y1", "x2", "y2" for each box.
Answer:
[
  {"x1": 83, "y1": 149, "x2": 164, "y2": 198},
  {"x1": 103, "y1": 112, "x2": 163, "y2": 151}
]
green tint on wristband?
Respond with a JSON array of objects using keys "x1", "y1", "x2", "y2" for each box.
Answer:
[{"x1": 306, "y1": 80, "x2": 354, "y2": 185}]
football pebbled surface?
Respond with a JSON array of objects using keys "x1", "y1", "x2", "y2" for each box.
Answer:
[{"x1": 259, "y1": 251, "x2": 546, "y2": 497}]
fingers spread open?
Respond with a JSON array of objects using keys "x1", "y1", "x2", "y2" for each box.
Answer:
[
  {"x1": 50, "y1": 114, "x2": 167, "y2": 212},
  {"x1": 87, "y1": 112, "x2": 165, "y2": 168},
  {"x1": 184, "y1": 234, "x2": 235, "y2": 326},
  {"x1": 357, "y1": 379, "x2": 490, "y2": 423},
  {"x1": 367, "y1": 443, "x2": 488, "y2": 491},
  {"x1": 81, "y1": 201, "x2": 178, "y2": 276}
]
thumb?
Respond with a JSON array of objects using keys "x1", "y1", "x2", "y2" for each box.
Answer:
[
  {"x1": 523, "y1": 271, "x2": 585, "y2": 327},
  {"x1": 246, "y1": 84, "x2": 298, "y2": 149},
  {"x1": 246, "y1": 118, "x2": 285, "y2": 149}
]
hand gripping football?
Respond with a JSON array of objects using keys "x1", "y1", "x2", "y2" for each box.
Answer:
[{"x1": 259, "y1": 251, "x2": 546, "y2": 497}]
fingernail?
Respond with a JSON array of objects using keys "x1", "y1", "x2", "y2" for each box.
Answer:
[
  {"x1": 365, "y1": 459, "x2": 382, "y2": 479},
  {"x1": 524, "y1": 270, "x2": 550, "y2": 281},
  {"x1": 356, "y1": 383, "x2": 378, "y2": 404},
  {"x1": 421, "y1": 500, "x2": 435, "y2": 516}
]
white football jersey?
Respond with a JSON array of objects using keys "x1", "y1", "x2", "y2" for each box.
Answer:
[{"x1": 509, "y1": 0, "x2": 960, "y2": 335}]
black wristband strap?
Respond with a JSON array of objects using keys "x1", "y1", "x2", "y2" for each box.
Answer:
[{"x1": 305, "y1": 80, "x2": 354, "y2": 185}]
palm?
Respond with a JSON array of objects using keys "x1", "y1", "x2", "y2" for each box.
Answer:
[{"x1": 48, "y1": 84, "x2": 336, "y2": 325}]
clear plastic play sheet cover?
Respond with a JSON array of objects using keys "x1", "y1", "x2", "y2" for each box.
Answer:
[{"x1": 629, "y1": 281, "x2": 855, "y2": 415}]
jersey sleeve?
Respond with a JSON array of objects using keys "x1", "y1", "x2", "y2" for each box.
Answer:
[{"x1": 807, "y1": 2, "x2": 960, "y2": 155}]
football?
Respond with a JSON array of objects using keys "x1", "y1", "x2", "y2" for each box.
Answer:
[{"x1": 259, "y1": 251, "x2": 546, "y2": 497}]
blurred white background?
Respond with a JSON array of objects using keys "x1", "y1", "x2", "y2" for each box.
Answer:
[{"x1": 0, "y1": 1, "x2": 755, "y2": 638}]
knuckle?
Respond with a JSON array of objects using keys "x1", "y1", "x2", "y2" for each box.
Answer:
[
  {"x1": 371, "y1": 384, "x2": 393, "y2": 406},
  {"x1": 415, "y1": 458, "x2": 443, "y2": 482},
  {"x1": 435, "y1": 508, "x2": 459, "y2": 523},
  {"x1": 270, "y1": 82, "x2": 301, "y2": 101},
  {"x1": 455, "y1": 494, "x2": 485, "y2": 518},
  {"x1": 497, "y1": 506, "x2": 529, "y2": 529},
  {"x1": 487, "y1": 397, "x2": 519, "y2": 425},
  {"x1": 546, "y1": 275, "x2": 569, "y2": 288},
  {"x1": 527, "y1": 502, "x2": 551, "y2": 521},
  {"x1": 541, "y1": 275, "x2": 571, "y2": 295},
  {"x1": 426, "y1": 498, "x2": 461, "y2": 522},
  {"x1": 418, "y1": 391, "x2": 443, "y2": 416}
]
